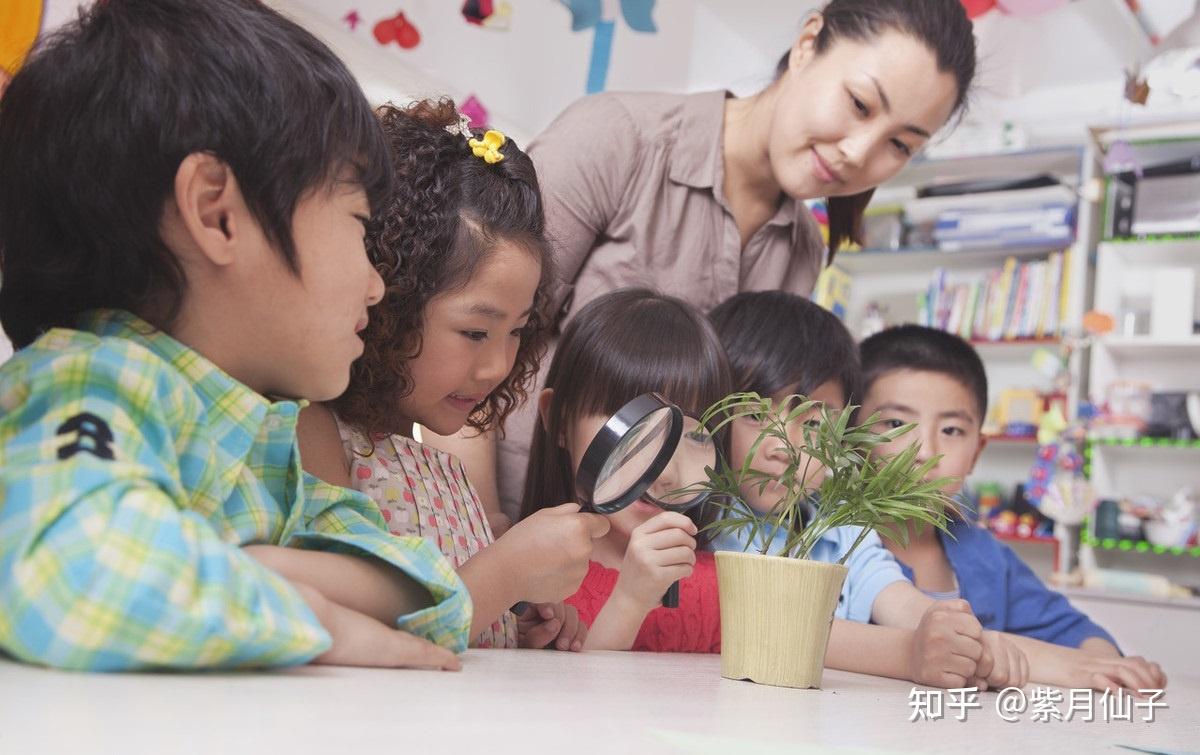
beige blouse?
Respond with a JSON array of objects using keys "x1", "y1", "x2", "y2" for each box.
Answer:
[{"x1": 497, "y1": 90, "x2": 827, "y2": 517}]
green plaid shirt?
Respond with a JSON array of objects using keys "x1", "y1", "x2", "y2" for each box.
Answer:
[{"x1": 0, "y1": 310, "x2": 471, "y2": 670}]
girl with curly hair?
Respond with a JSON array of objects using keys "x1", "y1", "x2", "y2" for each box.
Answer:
[{"x1": 298, "y1": 99, "x2": 610, "y2": 651}]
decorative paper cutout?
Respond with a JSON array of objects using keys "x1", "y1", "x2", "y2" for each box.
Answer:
[
  {"x1": 0, "y1": 0, "x2": 44, "y2": 80},
  {"x1": 374, "y1": 11, "x2": 421, "y2": 50},
  {"x1": 459, "y1": 94, "x2": 489, "y2": 129},
  {"x1": 343, "y1": 10, "x2": 361, "y2": 31},
  {"x1": 558, "y1": 0, "x2": 657, "y2": 94},
  {"x1": 462, "y1": 0, "x2": 512, "y2": 30}
]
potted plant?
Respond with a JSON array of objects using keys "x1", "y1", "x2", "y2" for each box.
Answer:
[{"x1": 693, "y1": 392, "x2": 954, "y2": 689}]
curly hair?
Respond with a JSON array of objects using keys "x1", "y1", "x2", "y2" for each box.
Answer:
[{"x1": 333, "y1": 98, "x2": 553, "y2": 440}]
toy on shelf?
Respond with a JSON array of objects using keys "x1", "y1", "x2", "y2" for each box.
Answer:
[
  {"x1": 989, "y1": 388, "x2": 1042, "y2": 438},
  {"x1": 1145, "y1": 487, "x2": 1198, "y2": 548},
  {"x1": 1090, "y1": 380, "x2": 1153, "y2": 441}
]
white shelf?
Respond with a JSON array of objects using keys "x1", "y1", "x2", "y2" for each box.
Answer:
[
  {"x1": 836, "y1": 242, "x2": 1067, "y2": 275},
  {"x1": 1095, "y1": 336, "x2": 1200, "y2": 360},
  {"x1": 1097, "y1": 238, "x2": 1200, "y2": 266},
  {"x1": 888, "y1": 146, "x2": 1083, "y2": 188},
  {"x1": 1057, "y1": 585, "x2": 1200, "y2": 611}
]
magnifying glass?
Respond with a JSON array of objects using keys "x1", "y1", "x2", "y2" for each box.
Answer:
[{"x1": 576, "y1": 393, "x2": 716, "y2": 607}]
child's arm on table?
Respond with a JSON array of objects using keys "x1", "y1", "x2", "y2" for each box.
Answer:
[
  {"x1": 1003, "y1": 633, "x2": 1167, "y2": 693},
  {"x1": 871, "y1": 584, "x2": 1030, "y2": 689},
  {"x1": 242, "y1": 545, "x2": 433, "y2": 625},
  {"x1": 585, "y1": 513, "x2": 697, "y2": 651},
  {"x1": 828, "y1": 600, "x2": 1011, "y2": 689},
  {"x1": 285, "y1": 579, "x2": 459, "y2": 670},
  {"x1": 1079, "y1": 636, "x2": 1121, "y2": 657}
]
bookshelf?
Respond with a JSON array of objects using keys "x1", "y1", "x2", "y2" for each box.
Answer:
[
  {"x1": 838, "y1": 147, "x2": 1092, "y2": 511},
  {"x1": 1080, "y1": 126, "x2": 1200, "y2": 596}
]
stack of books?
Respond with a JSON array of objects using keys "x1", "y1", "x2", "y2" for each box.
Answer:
[
  {"x1": 917, "y1": 252, "x2": 1070, "y2": 341},
  {"x1": 902, "y1": 182, "x2": 1077, "y2": 251}
]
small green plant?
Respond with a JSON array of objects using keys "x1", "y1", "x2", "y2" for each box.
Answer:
[{"x1": 693, "y1": 392, "x2": 955, "y2": 563}]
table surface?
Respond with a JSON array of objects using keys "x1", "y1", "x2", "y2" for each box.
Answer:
[{"x1": 1, "y1": 650, "x2": 1195, "y2": 754}]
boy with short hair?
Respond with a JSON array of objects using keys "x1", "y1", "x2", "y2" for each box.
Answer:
[
  {"x1": 859, "y1": 325, "x2": 1168, "y2": 689},
  {"x1": 0, "y1": 0, "x2": 470, "y2": 671}
]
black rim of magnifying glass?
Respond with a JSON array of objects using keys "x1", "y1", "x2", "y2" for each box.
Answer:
[{"x1": 576, "y1": 393, "x2": 683, "y2": 515}]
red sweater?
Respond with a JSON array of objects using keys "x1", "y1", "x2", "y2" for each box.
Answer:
[{"x1": 566, "y1": 551, "x2": 721, "y2": 653}]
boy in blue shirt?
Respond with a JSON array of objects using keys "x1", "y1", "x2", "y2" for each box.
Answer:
[
  {"x1": 0, "y1": 0, "x2": 474, "y2": 671},
  {"x1": 860, "y1": 325, "x2": 1167, "y2": 690}
]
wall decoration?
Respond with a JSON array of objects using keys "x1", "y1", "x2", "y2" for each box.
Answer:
[
  {"x1": 558, "y1": 0, "x2": 657, "y2": 94},
  {"x1": 458, "y1": 94, "x2": 490, "y2": 129},
  {"x1": 462, "y1": 0, "x2": 512, "y2": 31},
  {"x1": 374, "y1": 11, "x2": 421, "y2": 50},
  {"x1": 343, "y1": 10, "x2": 362, "y2": 31},
  {"x1": 1, "y1": 0, "x2": 44, "y2": 92},
  {"x1": 960, "y1": 0, "x2": 997, "y2": 19}
]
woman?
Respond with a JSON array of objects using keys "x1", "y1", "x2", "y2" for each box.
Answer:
[{"x1": 430, "y1": 0, "x2": 978, "y2": 526}]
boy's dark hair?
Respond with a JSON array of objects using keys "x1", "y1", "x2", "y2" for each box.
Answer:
[
  {"x1": 334, "y1": 99, "x2": 553, "y2": 439},
  {"x1": 520, "y1": 288, "x2": 733, "y2": 528},
  {"x1": 709, "y1": 291, "x2": 860, "y2": 406},
  {"x1": 0, "y1": 0, "x2": 391, "y2": 348},
  {"x1": 859, "y1": 324, "x2": 988, "y2": 423},
  {"x1": 774, "y1": 0, "x2": 976, "y2": 259}
]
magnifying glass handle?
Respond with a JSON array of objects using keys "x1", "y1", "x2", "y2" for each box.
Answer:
[{"x1": 662, "y1": 582, "x2": 680, "y2": 608}]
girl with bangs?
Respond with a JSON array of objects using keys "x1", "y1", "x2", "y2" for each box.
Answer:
[{"x1": 521, "y1": 288, "x2": 732, "y2": 653}]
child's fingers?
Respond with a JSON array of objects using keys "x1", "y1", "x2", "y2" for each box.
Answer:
[
  {"x1": 648, "y1": 544, "x2": 698, "y2": 568},
  {"x1": 660, "y1": 562, "x2": 694, "y2": 585},
  {"x1": 1118, "y1": 658, "x2": 1162, "y2": 692},
  {"x1": 975, "y1": 641, "x2": 995, "y2": 683},
  {"x1": 567, "y1": 605, "x2": 588, "y2": 652},
  {"x1": 943, "y1": 653, "x2": 977, "y2": 683},
  {"x1": 1130, "y1": 657, "x2": 1167, "y2": 690},
  {"x1": 388, "y1": 632, "x2": 462, "y2": 671},
  {"x1": 520, "y1": 618, "x2": 562, "y2": 649},
  {"x1": 639, "y1": 527, "x2": 697, "y2": 553},
  {"x1": 948, "y1": 632, "x2": 984, "y2": 663},
  {"x1": 579, "y1": 512, "x2": 611, "y2": 539},
  {"x1": 554, "y1": 606, "x2": 582, "y2": 651},
  {"x1": 637, "y1": 512, "x2": 698, "y2": 536}
]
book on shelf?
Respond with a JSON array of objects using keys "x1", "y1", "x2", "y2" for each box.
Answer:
[
  {"x1": 919, "y1": 252, "x2": 1068, "y2": 342},
  {"x1": 813, "y1": 264, "x2": 852, "y2": 319}
]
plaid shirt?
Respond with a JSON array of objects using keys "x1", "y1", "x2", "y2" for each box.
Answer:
[{"x1": 0, "y1": 310, "x2": 471, "y2": 670}]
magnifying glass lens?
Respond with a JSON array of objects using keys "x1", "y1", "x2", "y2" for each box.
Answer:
[{"x1": 592, "y1": 407, "x2": 675, "y2": 507}]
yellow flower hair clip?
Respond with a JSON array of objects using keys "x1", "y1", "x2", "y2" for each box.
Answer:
[{"x1": 469, "y1": 129, "x2": 506, "y2": 165}]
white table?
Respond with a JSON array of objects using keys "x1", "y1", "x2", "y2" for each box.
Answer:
[{"x1": 0, "y1": 650, "x2": 1194, "y2": 754}]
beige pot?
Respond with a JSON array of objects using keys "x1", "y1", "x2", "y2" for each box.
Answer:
[{"x1": 715, "y1": 550, "x2": 848, "y2": 689}]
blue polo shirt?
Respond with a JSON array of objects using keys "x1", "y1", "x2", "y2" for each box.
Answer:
[
  {"x1": 895, "y1": 518, "x2": 1118, "y2": 650},
  {"x1": 708, "y1": 503, "x2": 907, "y2": 624}
]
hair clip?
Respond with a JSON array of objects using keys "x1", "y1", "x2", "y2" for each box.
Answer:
[
  {"x1": 445, "y1": 111, "x2": 474, "y2": 140},
  {"x1": 469, "y1": 129, "x2": 506, "y2": 164}
]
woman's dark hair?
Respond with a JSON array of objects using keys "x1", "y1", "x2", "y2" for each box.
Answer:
[
  {"x1": 775, "y1": 0, "x2": 977, "y2": 259},
  {"x1": 334, "y1": 98, "x2": 553, "y2": 440},
  {"x1": 709, "y1": 291, "x2": 860, "y2": 406},
  {"x1": 520, "y1": 288, "x2": 733, "y2": 529},
  {"x1": 0, "y1": 0, "x2": 391, "y2": 348}
]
